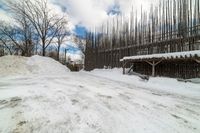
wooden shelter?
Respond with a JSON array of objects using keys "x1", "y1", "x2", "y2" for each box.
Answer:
[{"x1": 121, "y1": 50, "x2": 200, "y2": 78}]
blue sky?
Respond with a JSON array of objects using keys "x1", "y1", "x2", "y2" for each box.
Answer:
[
  {"x1": 74, "y1": 26, "x2": 87, "y2": 38},
  {"x1": 107, "y1": 3, "x2": 121, "y2": 16},
  {"x1": 65, "y1": 44, "x2": 80, "y2": 54}
]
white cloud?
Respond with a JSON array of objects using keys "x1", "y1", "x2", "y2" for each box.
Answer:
[
  {"x1": 0, "y1": 0, "x2": 159, "y2": 31},
  {"x1": 50, "y1": 0, "x2": 159, "y2": 30},
  {"x1": 0, "y1": 8, "x2": 13, "y2": 23},
  {"x1": 0, "y1": 1, "x2": 18, "y2": 25},
  {"x1": 51, "y1": 0, "x2": 114, "y2": 30}
]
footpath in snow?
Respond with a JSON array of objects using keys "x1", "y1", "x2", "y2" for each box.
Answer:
[{"x1": 0, "y1": 55, "x2": 200, "y2": 133}]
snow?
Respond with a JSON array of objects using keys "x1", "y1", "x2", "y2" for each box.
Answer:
[
  {"x1": 120, "y1": 50, "x2": 200, "y2": 61},
  {"x1": 27, "y1": 55, "x2": 70, "y2": 75},
  {"x1": 0, "y1": 56, "x2": 200, "y2": 133},
  {"x1": 88, "y1": 68, "x2": 200, "y2": 98},
  {"x1": 0, "y1": 55, "x2": 70, "y2": 76}
]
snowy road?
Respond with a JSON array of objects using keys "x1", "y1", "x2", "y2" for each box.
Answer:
[{"x1": 0, "y1": 72, "x2": 200, "y2": 133}]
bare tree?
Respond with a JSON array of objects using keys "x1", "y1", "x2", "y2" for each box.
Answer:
[
  {"x1": 54, "y1": 19, "x2": 69, "y2": 61},
  {"x1": 74, "y1": 35, "x2": 86, "y2": 53},
  {"x1": 0, "y1": 42, "x2": 5, "y2": 56},
  {"x1": 0, "y1": 25, "x2": 13, "y2": 55},
  {"x1": 6, "y1": 0, "x2": 67, "y2": 56},
  {"x1": 14, "y1": 13, "x2": 35, "y2": 56},
  {"x1": 0, "y1": 37, "x2": 13, "y2": 55},
  {"x1": 0, "y1": 1, "x2": 37, "y2": 57},
  {"x1": 0, "y1": 21, "x2": 23, "y2": 55},
  {"x1": 0, "y1": 17, "x2": 35, "y2": 56}
]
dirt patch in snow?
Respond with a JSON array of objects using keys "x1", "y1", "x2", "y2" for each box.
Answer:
[
  {"x1": 0, "y1": 97, "x2": 22, "y2": 110},
  {"x1": 0, "y1": 55, "x2": 70, "y2": 76}
]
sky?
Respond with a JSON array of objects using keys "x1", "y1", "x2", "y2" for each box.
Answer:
[
  {"x1": 0, "y1": 0, "x2": 158, "y2": 37},
  {"x1": 0, "y1": 0, "x2": 158, "y2": 58}
]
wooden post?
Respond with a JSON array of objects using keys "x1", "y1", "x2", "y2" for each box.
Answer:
[
  {"x1": 152, "y1": 61, "x2": 156, "y2": 77},
  {"x1": 123, "y1": 60, "x2": 125, "y2": 74},
  {"x1": 146, "y1": 59, "x2": 163, "y2": 77}
]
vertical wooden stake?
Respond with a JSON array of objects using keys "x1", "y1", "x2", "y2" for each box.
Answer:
[
  {"x1": 123, "y1": 60, "x2": 125, "y2": 75},
  {"x1": 152, "y1": 61, "x2": 155, "y2": 77}
]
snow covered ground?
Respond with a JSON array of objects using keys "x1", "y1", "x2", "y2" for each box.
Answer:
[{"x1": 0, "y1": 56, "x2": 200, "y2": 133}]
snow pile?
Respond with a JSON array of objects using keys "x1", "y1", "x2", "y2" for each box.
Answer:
[
  {"x1": 0, "y1": 55, "x2": 30, "y2": 76},
  {"x1": 0, "y1": 55, "x2": 70, "y2": 76},
  {"x1": 27, "y1": 55, "x2": 70, "y2": 75}
]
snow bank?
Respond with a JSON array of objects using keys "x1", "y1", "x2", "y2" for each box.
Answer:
[
  {"x1": 0, "y1": 56, "x2": 29, "y2": 76},
  {"x1": 88, "y1": 68, "x2": 200, "y2": 98},
  {"x1": 0, "y1": 55, "x2": 70, "y2": 76},
  {"x1": 27, "y1": 55, "x2": 70, "y2": 75}
]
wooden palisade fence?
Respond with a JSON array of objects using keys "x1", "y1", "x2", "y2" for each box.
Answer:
[{"x1": 85, "y1": 0, "x2": 200, "y2": 79}]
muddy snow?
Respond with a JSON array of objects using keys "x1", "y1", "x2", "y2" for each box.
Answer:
[{"x1": 0, "y1": 56, "x2": 200, "y2": 133}]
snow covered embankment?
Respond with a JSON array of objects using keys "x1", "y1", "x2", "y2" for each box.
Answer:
[
  {"x1": 0, "y1": 55, "x2": 70, "y2": 76},
  {"x1": 88, "y1": 68, "x2": 200, "y2": 98}
]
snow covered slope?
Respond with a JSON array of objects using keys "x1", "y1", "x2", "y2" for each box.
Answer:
[
  {"x1": 0, "y1": 55, "x2": 70, "y2": 76},
  {"x1": 27, "y1": 55, "x2": 70, "y2": 75},
  {"x1": 88, "y1": 68, "x2": 200, "y2": 98},
  {"x1": 0, "y1": 56, "x2": 30, "y2": 76}
]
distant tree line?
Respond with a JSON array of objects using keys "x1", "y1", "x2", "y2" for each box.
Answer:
[{"x1": 0, "y1": 0, "x2": 69, "y2": 61}]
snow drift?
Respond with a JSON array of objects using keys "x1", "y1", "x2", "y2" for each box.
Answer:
[{"x1": 0, "y1": 55, "x2": 70, "y2": 76}]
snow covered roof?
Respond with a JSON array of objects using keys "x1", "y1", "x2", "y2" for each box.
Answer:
[{"x1": 120, "y1": 50, "x2": 200, "y2": 62}]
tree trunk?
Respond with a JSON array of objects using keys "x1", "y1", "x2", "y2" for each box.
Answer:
[
  {"x1": 42, "y1": 39, "x2": 46, "y2": 56},
  {"x1": 57, "y1": 46, "x2": 60, "y2": 61},
  {"x1": 42, "y1": 48, "x2": 45, "y2": 56}
]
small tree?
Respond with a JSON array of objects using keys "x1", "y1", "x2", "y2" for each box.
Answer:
[
  {"x1": 0, "y1": 30, "x2": 14, "y2": 55},
  {"x1": 0, "y1": 18, "x2": 35, "y2": 56},
  {"x1": 74, "y1": 35, "x2": 86, "y2": 54},
  {"x1": 0, "y1": 22, "x2": 23, "y2": 55},
  {"x1": 54, "y1": 19, "x2": 69, "y2": 61},
  {"x1": 14, "y1": 14, "x2": 35, "y2": 56}
]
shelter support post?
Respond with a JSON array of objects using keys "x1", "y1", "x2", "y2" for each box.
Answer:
[
  {"x1": 152, "y1": 61, "x2": 155, "y2": 77},
  {"x1": 123, "y1": 60, "x2": 125, "y2": 75},
  {"x1": 145, "y1": 59, "x2": 163, "y2": 77},
  {"x1": 122, "y1": 60, "x2": 130, "y2": 75}
]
